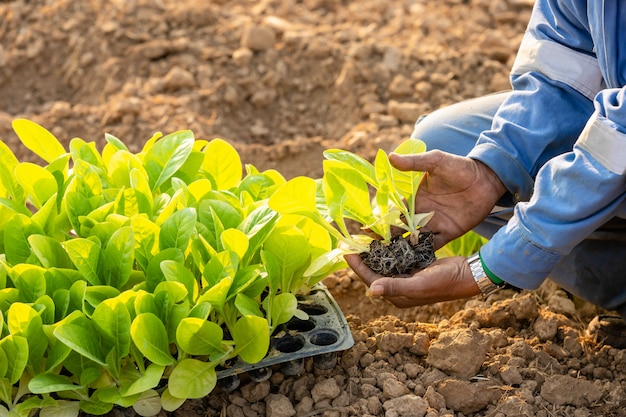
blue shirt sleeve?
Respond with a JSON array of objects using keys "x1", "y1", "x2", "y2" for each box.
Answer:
[
  {"x1": 481, "y1": 89, "x2": 626, "y2": 289},
  {"x1": 465, "y1": 0, "x2": 626, "y2": 289}
]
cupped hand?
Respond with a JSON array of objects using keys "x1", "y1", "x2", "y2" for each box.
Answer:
[
  {"x1": 344, "y1": 253, "x2": 480, "y2": 308},
  {"x1": 389, "y1": 150, "x2": 506, "y2": 249}
]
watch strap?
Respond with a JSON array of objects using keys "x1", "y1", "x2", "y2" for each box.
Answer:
[{"x1": 468, "y1": 253, "x2": 502, "y2": 298}]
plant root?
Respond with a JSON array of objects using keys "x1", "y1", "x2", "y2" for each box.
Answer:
[{"x1": 360, "y1": 231, "x2": 436, "y2": 276}]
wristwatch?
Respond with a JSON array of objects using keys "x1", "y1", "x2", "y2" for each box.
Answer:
[{"x1": 468, "y1": 253, "x2": 503, "y2": 298}]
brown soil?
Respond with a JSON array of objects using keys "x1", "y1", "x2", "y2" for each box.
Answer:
[{"x1": 2, "y1": 0, "x2": 625, "y2": 416}]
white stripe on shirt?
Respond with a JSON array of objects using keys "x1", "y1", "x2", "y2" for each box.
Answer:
[
  {"x1": 577, "y1": 116, "x2": 626, "y2": 175},
  {"x1": 511, "y1": 33, "x2": 604, "y2": 101}
]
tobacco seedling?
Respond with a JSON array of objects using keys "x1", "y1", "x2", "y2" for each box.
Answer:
[
  {"x1": 270, "y1": 138, "x2": 435, "y2": 276},
  {"x1": 0, "y1": 119, "x2": 346, "y2": 416}
]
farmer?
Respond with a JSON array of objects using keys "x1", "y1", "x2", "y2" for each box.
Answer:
[{"x1": 345, "y1": 0, "x2": 626, "y2": 347}]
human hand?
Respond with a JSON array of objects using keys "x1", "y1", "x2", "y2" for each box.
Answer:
[
  {"x1": 389, "y1": 150, "x2": 506, "y2": 249},
  {"x1": 344, "y1": 253, "x2": 480, "y2": 308}
]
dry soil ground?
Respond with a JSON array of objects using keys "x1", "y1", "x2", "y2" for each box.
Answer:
[{"x1": 1, "y1": 0, "x2": 626, "y2": 416}]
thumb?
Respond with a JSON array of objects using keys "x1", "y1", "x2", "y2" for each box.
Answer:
[
  {"x1": 389, "y1": 150, "x2": 443, "y2": 172},
  {"x1": 365, "y1": 277, "x2": 399, "y2": 297}
]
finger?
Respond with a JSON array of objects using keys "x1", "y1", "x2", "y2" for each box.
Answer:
[
  {"x1": 344, "y1": 253, "x2": 382, "y2": 287},
  {"x1": 366, "y1": 277, "x2": 401, "y2": 297},
  {"x1": 388, "y1": 150, "x2": 444, "y2": 172}
]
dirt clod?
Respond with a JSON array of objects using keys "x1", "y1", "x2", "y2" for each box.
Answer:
[{"x1": 362, "y1": 231, "x2": 436, "y2": 276}]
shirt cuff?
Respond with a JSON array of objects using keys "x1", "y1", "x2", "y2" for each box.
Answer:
[
  {"x1": 478, "y1": 216, "x2": 563, "y2": 290},
  {"x1": 468, "y1": 142, "x2": 535, "y2": 203}
]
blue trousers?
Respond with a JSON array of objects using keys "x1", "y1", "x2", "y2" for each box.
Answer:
[{"x1": 411, "y1": 92, "x2": 626, "y2": 318}]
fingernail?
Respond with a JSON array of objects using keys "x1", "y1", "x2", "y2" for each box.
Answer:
[{"x1": 366, "y1": 285, "x2": 383, "y2": 297}]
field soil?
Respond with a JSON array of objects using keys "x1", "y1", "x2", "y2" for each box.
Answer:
[{"x1": 2, "y1": 0, "x2": 626, "y2": 416}]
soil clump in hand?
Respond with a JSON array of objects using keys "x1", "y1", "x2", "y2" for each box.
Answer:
[{"x1": 360, "y1": 230, "x2": 435, "y2": 276}]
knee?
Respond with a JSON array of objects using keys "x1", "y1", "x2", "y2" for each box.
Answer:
[
  {"x1": 410, "y1": 112, "x2": 445, "y2": 150},
  {"x1": 409, "y1": 109, "x2": 476, "y2": 156}
]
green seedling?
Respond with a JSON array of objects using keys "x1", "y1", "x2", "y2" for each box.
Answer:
[
  {"x1": 0, "y1": 119, "x2": 346, "y2": 416},
  {"x1": 270, "y1": 138, "x2": 435, "y2": 276}
]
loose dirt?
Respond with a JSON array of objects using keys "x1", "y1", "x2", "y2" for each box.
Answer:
[{"x1": 1, "y1": 0, "x2": 625, "y2": 416}]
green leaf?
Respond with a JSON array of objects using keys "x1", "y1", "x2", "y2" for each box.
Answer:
[
  {"x1": 112, "y1": 188, "x2": 142, "y2": 218},
  {"x1": 30, "y1": 197, "x2": 61, "y2": 237},
  {"x1": 231, "y1": 315, "x2": 269, "y2": 364},
  {"x1": 0, "y1": 378, "x2": 12, "y2": 409},
  {"x1": 187, "y1": 178, "x2": 213, "y2": 201},
  {"x1": 14, "y1": 162, "x2": 57, "y2": 208},
  {"x1": 91, "y1": 298, "x2": 131, "y2": 360},
  {"x1": 175, "y1": 317, "x2": 225, "y2": 356},
  {"x1": 270, "y1": 292, "x2": 298, "y2": 328},
  {"x1": 292, "y1": 215, "x2": 332, "y2": 261},
  {"x1": 202, "y1": 251, "x2": 237, "y2": 288},
  {"x1": 104, "y1": 133, "x2": 129, "y2": 152},
  {"x1": 374, "y1": 149, "x2": 394, "y2": 235},
  {"x1": 7, "y1": 302, "x2": 47, "y2": 370},
  {"x1": 268, "y1": 176, "x2": 319, "y2": 216},
  {"x1": 28, "y1": 373, "x2": 81, "y2": 394},
  {"x1": 263, "y1": 224, "x2": 310, "y2": 293},
  {"x1": 390, "y1": 139, "x2": 427, "y2": 226},
  {"x1": 133, "y1": 291, "x2": 158, "y2": 317},
  {"x1": 228, "y1": 265, "x2": 262, "y2": 299},
  {"x1": 4, "y1": 214, "x2": 43, "y2": 266},
  {"x1": 160, "y1": 260, "x2": 196, "y2": 303},
  {"x1": 236, "y1": 173, "x2": 278, "y2": 201},
  {"x1": 54, "y1": 316, "x2": 107, "y2": 366},
  {"x1": 323, "y1": 148, "x2": 377, "y2": 185},
  {"x1": 172, "y1": 150, "x2": 204, "y2": 186},
  {"x1": 12, "y1": 119, "x2": 66, "y2": 163},
  {"x1": 261, "y1": 250, "x2": 280, "y2": 295},
  {"x1": 91, "y1": 386, "x2": 139, "y2": 408},
  {"x1": 0, "y1": 289, "x2": 19, "y2": 314},
  {"x1": 159, "y1": 207, "x2": 196, "y2": 251},
  {"x1": 39, "y1": 400, "x2": 81, "y2": 417},
  {"x1": 0, "y1": 335, "x2": 29, "y2": 384},
  {"x1": 303, "y1": 248, "x2": 350, "y2": 286},
  {"x1": 234, "y1": 293, "x2": 263, "y2": 318},
  {"x1": 323, "y1": 160, "x2": 376, "y2": 227},
  {"x1": 196, "y1": 276, "x2": 232, "y2": 312},
  {"x1": 197, "y1": 199, "x2": 243, "y2": 231},
  {"x1": 143, "y1": 130, "x2": 194, "y2": 191},
  {"x1": 0, "y1": 347, "x2": 6, "y2": 379},
  {"x1": 154, "y1": 281, "x2": 188, "y2": 305},
  {"x1": 201, "y1": 138, "x2": 242, "y2": 190},
  {"x1": 102, "y1": 226, "x2": 134, "y2": 288},
  {"x1": 160, "y1": 388, "x2": 186, "y2": 413},
  {"x1": 78, "y1": 399, "x2": 113, "y2": 415},
  {"x1": 130, "y1": 216, "x2": 159, "y2": 271},
  {"x1": 168, "y1": 358, "x2": 217, "y2": 399},
  {"x1": 145, "y1": 248, "x2": 184, "y2": 292},
  {"x1": 107, "y1": 150, "x2": 145, "y2": 188},
  {"x1": 130, "y1": 313, "x2": 175, "y2": 366},
  {"x1": 28, "y1": 234, "x2": 73, "y2": 269},
  {"x1": 45, "y1": 267, "x2": 83, "y2": 294},
  {"x1": 221, "y1": 228, "x2": 248, "y2": 260},
  {"x1": 62, "y1": 237, "x2": 101, "y2": 285},
  {"x1": 120, "y1": 363, "x2": 166, "y2": 397},
  {"x1": 11, "y1": 264, "x2": 46, "y2": 303},
  {"x1": 0, "y1": 140, "x2": 24, "y2": 203},
  {"x1": 43, "y1": 335, "x2": 72, "y2": 373},
  {"x1": 239, "y1": 205, "x2": 279, "y2": 266},
  {"x1": 70, "y1": 137, "x2": 103, "y2": 169}
]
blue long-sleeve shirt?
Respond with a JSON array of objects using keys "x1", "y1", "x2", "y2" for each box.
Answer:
[{"x1": 467, "y1": 0, "x2": 626, "y2": 289}]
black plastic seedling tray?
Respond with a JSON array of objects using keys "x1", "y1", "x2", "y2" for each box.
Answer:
[{"x1": 216, "y1": 284, "x2": 354, "y2": 386}]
